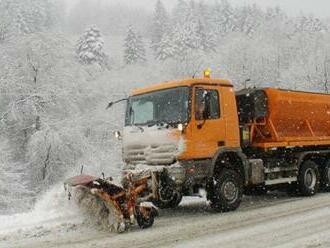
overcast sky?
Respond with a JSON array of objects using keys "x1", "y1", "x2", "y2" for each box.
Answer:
[{"x1": 66, "y1": 0, "x2": 330, "y2": 18}]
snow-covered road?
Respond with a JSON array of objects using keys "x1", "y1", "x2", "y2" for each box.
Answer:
[{"x1": 1, "y1": 192, "x2": 330, "y2": 248}]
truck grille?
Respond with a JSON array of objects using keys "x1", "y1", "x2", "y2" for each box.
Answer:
[{"x1": 124, "y1": 143, "x2": 177, "y2": 165}]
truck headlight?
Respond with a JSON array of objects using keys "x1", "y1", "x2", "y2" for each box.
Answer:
[{"x1": 178, "y1": 123, "x2": 184, "y2": 131}]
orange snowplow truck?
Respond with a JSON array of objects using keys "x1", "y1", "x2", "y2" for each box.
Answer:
[{"x1": 120, "y1": 71, "x2": 330, "y2": 211}]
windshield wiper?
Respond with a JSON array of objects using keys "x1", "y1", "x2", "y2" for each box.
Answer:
[
  {"x1": 157, "y1": 120, "x2": 170, "y2": 127},
  {"x1": 133, "y1": 125, "x2": 144, "y2": 132},
  {"x1": 144, "y1": 120, "x2": 158, "y2": 127},
  {"x1": 145, "y1": 120, "x2": 171, "y2": 128}
]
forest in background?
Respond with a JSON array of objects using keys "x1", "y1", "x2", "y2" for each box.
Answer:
[{"x1": 1, "y1": 0, "x2": 330, "y2": 214}]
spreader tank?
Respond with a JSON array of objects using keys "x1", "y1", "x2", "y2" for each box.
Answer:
[{"x1": 236, "y1": 88, "x2": 330, "y2": 149}]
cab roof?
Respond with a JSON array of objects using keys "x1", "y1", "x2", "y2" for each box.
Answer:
[{"x1": 131, "y1": 78, "x2": 233, "y2": 96}]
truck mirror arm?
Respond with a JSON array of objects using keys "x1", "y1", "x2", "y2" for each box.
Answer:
[{"x1": 106, "y1": 98, "x2": 128, "y2": 110}]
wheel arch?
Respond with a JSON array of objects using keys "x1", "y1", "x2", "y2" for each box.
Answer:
[
  {"x1": 210, "y1": 148, "x2": 249, "y2": 185},
  {"x1": 296, "y1": 150, "x2": 330, "y2": 169}
]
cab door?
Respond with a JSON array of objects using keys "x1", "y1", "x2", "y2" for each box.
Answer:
[{"x1": 191, "y1": 85, "x2": 226, "y2": 159}]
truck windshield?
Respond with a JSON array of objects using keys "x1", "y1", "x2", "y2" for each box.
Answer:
[{"x1": 125, "y1": 87, "x2": 190, "y2": 126}]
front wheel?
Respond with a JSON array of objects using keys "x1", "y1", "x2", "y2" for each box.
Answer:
[
  {"x1": 136, "y1": 207, "x2": 156, "y2": 229},
  {"x1": 153, "y1": 193, "x2": 182, "y2": 209},
  {"x1": 209, "y1": 168, "x2": 243, "y2": 212},
  {"x1": 298, "y1": 160, "x2": 320, "y2": 196}
]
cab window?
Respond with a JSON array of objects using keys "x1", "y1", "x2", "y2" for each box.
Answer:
[{"x1": 195, "y1": 88, "x2": 220, "y2": 120}]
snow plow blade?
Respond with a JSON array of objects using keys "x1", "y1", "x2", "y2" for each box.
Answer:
[
  {"x1": 64, "y1": 175, "x2": 98, "y2": 187},
  {"x1": 64, "y1": 172, "x2": 158, "y2": 233}
]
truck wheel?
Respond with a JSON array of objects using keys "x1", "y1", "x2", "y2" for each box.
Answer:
[
  {"x1": 298, "y1": 160, "x2": 320, "y2": 196},
  {"x1": 153, "y1": 193, "x2": 182, "y2": 209},
  {"x1": 321, "y1": 160, "x2": 330, "y2": 191},
  {"x1": 136, "y1": 207, "x2": 156, "y2": 229},
  {"x1": 210, "y1": 168, "x2": 243, "y2": 212}
]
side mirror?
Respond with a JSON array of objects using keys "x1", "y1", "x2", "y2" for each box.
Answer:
[
  {"x1": 196, "y1": 88, "x2": 212, "y2": 129},
  {"x1": 114, "y1": 131, "x2": 122, "y2": 140},
  {"x1": 202, "y1": 91, "x2": 211, "y2": 120}
]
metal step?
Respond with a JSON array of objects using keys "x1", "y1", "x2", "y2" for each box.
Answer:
[
  {"x1": 265, "y1": 177, "x2": 297, "y2": 186},
  {"x1": 264, "y1": 167, "x2": 297, "y2": 173}
]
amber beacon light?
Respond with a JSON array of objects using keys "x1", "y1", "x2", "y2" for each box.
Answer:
[{"x1": 203, "y1": 68, "x2": 211, "y2": 78}]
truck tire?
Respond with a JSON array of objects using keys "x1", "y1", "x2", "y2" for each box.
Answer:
[
  {"x1": 153, "y1": 193, "x2": 182, "y2": 209},
  {"x1": 298, "y1": 160, "x2": 320, "y2": 196},
  {"x1": 210, "y1": 168, "x2": 243, "y2": 212},
  {"x1": 321, "y1": 160, "x2": 330, "y2": 191},
  {"x1": 136, "y1": 207, "x2": 156, "y2": 229}
]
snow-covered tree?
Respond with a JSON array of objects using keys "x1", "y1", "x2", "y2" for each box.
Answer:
[
  {"x1": 26, "y1": 126, "x2": 89, "y2": 190},
  {"x1": 151, "y1": 0, "x2": 169, "y2": 50},
  {"x1": 123, "y1": 26, "x2": 146, "y2": 64},
  {"x1": 265, "y1": 6, "x2": 286, "y2": 22},
  {"x1": 169, "y1": 2, "x2": 199, "y2": 58},
  {"x1": 212, "y1": 0, "x2": 236, "y2": 36},
  {"x1": 154, "y1": 31, "x2": 176, "y2": 61},
  {"x1": 0, "y1": 4, "x2": 11, "y2": 42},
  {"x1": 0, "y1": 32, "x2": 109, "y2": 206},
  {"x1": 234, "y1": 4, "x2": 264, "y2": 36},
  {"x1": 158, "y1": 1, "x2": 215, "y2": 61},
  {"x1": 76, "y1": 26, "x2": 107, "y2": 66},
  {"x1": 0, "y1": 0, "x2": 60, "y2": 35},
  {"x1": 196, "y1": 20, "x2": 216, "y2": 52},
  {"x1": 261, "y1": 6, "x2": 288, "y2": 36},
  {"x1": 0, "y1": 21, "x2": 9, "y2": 43},
  {"x1": 293, "y1": 15, "x2": 328, "y2": 34},
  {"x1": 172, "y1": 0, "x2": 190, "y2": 25}
]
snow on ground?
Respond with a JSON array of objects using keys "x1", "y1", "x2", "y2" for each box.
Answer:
[
  {"x1": 0, "y1": 184, "x2": 83, "y2": 240},
  {"x1": 2, "y1": 190, "x2": 330, "y2": 248}
]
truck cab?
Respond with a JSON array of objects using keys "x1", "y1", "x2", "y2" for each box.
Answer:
[
  {"x1": 122, "y1": 72, "x2": 246, "y2": 211},
  {"x1": 124, "y1": 76, "x2": 240, "y2": 161}
]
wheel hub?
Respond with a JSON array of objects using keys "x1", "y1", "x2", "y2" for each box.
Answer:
[
  {"x1": 223, "y1": 181, "x2": 238, "y2": 202},
  {"x1": 304, "y1": 168, "x2": 316, "y2": 189}
]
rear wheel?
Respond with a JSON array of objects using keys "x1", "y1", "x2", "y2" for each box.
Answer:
[
  {"x1": 298, "y1": 160, "x2": 320, "y2": 196},
  {"x1": 209, "y1": 168, "x2": 243, "y2": 212}
]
